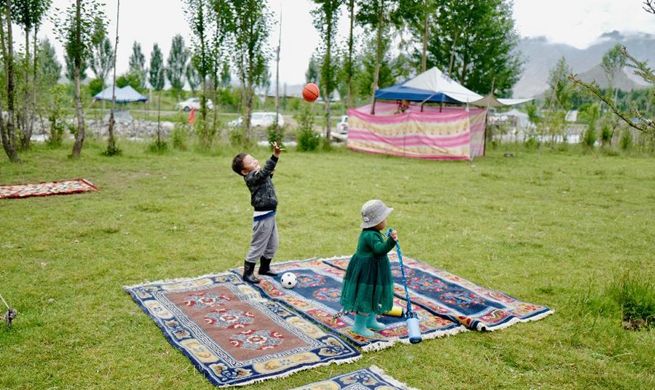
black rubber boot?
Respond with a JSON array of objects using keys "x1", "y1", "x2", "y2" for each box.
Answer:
[
  {"x1": 258, "y1": 256, "x2": 279, "y2": 276},
  {"x1": 243, "y1": 261, "x2": 260, "y2": 284}
]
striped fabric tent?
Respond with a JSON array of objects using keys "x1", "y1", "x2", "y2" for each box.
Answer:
[{"x1": 346, "y1": 102, "x2": 486, "y2": 161}]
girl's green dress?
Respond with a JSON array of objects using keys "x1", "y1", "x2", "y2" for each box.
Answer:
[{"x1": 340, "y1": 228, "x2": 396, "y2": 314}]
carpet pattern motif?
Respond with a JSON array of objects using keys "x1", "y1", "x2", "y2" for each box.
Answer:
[
  {"x1": 324, "y1": 253, "x2": 554, "y2": 331},
  {"x1": 232, "y1": 258, "x2": 465, "y2": 352},
  {"x1": 0, "y1": 178, "x2": 98, "y2": 199},
  {"x1": 124, "y1": 273, "x2": 360, "y2": 387},
  {"x1": 289, "y1": 365, "x2": 421, "y2": 390}
]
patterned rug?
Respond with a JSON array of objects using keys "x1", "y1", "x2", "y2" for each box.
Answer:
[
  {"x1": 0, "y1": 178, "x2": 98, "y2": 199},
  {"x1": 289, "y1": 365, "x2": 421, "y2": 390},
  {"x1": 124, "y1": 273, "x2": 360, "y2": 388},
  {"x1": 324, "y1": 253, "x2": 555, "y2": 331},
  {"x1": 231, "y1": 259, "x2": 465, "y2": 352}
]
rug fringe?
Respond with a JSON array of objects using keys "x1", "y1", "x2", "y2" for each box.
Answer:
[
  {"x1": 369, "y1": 365, "x2": 422, "y2": 390},
  {"x1": 122, "y1": 271, "x2": 235, "y2": 290}
]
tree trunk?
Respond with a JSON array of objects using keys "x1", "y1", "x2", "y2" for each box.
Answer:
[
  {"x1": 71, "y1": 0, "x2": 86, "y2": 158},
  {"x1": 346, "y1": 0, "x2": 354, "y2": 109},
  {"x1": 20, "y1": 26, "x2": 32, "y2": 150},
  {"x1": 1, "y1": 0, "x2": 21, "y2": 162},
  {"x1": 370, "y1": 0, "x2": 385, "y2": 115},
  {"x1": 106, "y1": 0, "x2": 120, "y2": 154}
]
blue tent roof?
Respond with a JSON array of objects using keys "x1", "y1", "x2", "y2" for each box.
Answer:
[
  {"x1": 374, "y1": 83, "x2": 461, "y2": 104},
  {"x1": 94, "y1": 85, "x2": 147, "y2": 103}
]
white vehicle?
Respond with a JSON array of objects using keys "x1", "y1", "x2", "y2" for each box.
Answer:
[
  {"x1": 228, "y1": 112, "x2": 285, "y2": 128},
  {"x1": 176, "y1": 97, "x2": 213, "y2": 112},
  {"x1": 337, "y1": 115, "x2": 348, "y2": 134}
]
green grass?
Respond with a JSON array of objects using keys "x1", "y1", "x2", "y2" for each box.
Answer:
[{"x1": 1, "y1": 142, "x2": 654, "y2": 389}]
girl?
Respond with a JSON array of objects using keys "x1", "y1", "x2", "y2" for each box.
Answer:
[{"x1": 340, "y1": 199, "x2": 398, "y2": 338}]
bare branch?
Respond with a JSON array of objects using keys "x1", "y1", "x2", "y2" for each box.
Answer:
[{"x1": 644, "y1": 0, "x2": 655, "y2": 14}]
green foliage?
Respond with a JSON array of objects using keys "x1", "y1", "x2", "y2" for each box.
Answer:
[
  {"x1": 194, "y1": 117, "x2": 217, "y2": 150},
  {"x1": 116, "y1": 73, "x2": 141, "y2": 90},
  {"x1": 44, "y1": 84, "x2": 70, "y2": 147},
  {"x1": 582, "y1": 124, "x2": 597, "y2": 148},
  {"x1": 606, "y1": 272, "x2": 655, "y2": 330},
  {"x1": 296, "y1": 106, "x2": 320, "y2": 151},
  {"x1": 620, "y1": 127, "x2": 633, "y2": 151},
  {"x1": 600, "y1": 119, "x2": 613, "y2": 147},
  {"x1": 102, "y1": 144, "x2": 123, "y2": 156},
  {"x1": 148, "y1": 43, "x2": 166, "y2": 91},
  {"x1": 266, "y1": 123, "x2": 285, "y2": 146},
  {"x1": 147, "y1": 139, "x2": 169, "y2": 154},
  {"x1": 424, "y1": 0, "x2": 522, "y2": 96},
  {"x1": 128, "y1": 41, "x2": 147, "y2": 89},
  {"x1": 166, "y1": 34, "x2": 190, "y2": 97},
  {"x1": 38, "y1": 38, "x2": 62, "y2": 87},
  {"x1": 172, "y1": 122, "x2": 190, "y2": 151},
  {"x1": 88, "y1": 77, "x2": 104, "y2": 96}
]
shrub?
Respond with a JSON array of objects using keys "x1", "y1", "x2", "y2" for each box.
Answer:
[
  {"x1": 619, "y1": 128, "x2": 633, "y2": 151},
  {"x1": 582, "y1": 124, "x2": 597, "y2": 148},
  {"x1": 296, "y1": 106, "x2": 320, "y2": 152},
  {"x1": 172, "y1": 122, "x2": 189, "y2": 151}
]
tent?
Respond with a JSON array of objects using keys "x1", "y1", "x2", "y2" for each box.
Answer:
[
  {"x1": 346, "y1": 102, "x2": 486, "y2": 161},
  {"x1": 375, "y1": 67, "x2": 532, "y2": 107},
  {"x1": 94, "y1": 85, "x2": 148, "y2": 103},
  {"x1": 348, "y1": 68, "x2": 532, "y2": 161}
]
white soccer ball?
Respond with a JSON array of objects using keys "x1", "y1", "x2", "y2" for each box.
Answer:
[{"x1": 280, "y1": 272, "x2": 297, "y2": 289}]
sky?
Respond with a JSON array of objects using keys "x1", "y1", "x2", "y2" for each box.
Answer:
[{"x1": 39, "y1": 0, "x2": 655, "y2": 86}]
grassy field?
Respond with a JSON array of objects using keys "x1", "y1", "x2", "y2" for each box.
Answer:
[{"x1": 1, "y1": 141, "x2": 653, "y2": 389}]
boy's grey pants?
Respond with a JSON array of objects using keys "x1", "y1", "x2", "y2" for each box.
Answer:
[{"x1": 245, "y1": 215, "x2": 278, "y2": 264}]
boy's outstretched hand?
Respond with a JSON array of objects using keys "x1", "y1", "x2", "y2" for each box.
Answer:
[{"x1": 272, "y1": 142, "x2": 284, "y2": 157}]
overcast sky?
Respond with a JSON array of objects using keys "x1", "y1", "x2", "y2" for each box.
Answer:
[{"x1": 40, "y1": 0, "x2": 655, "y2": 86}]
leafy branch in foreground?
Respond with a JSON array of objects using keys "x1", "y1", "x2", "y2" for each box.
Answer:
[{"x1": 569, "y1": 46, "x2": 655, "y2": 137}]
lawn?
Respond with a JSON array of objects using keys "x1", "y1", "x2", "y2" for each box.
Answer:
[{"x1": 1, "y1": 141, "x2": 653, "y2": 389}]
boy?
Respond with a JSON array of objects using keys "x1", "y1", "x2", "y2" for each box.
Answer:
[{"x1": 231, "y1": 142, "x2": 284, "y2": 283}]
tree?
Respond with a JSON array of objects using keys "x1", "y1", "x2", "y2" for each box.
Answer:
[
  {"x1": 305, "y1": 54, "x2": 319, "y2": 84},
  {"x1": 166, "y1": 34, "x2": 189, "y2": 99},
  {"x1": 38, "y1": 38, "x2": 62, "y2": 87},
  {"x1": 56, "y1": 0, "x2": 105, "y2": 158},
  {"x1": 128, "y1": 41, "x2": 146, "y2": 89},
  {"x1": 423, "y1": 0, "x2": 522, "y2": 96},
  {"x1": 601, "y1": 43, "x2": 627, "y2": 105},
  {"x1": 89, "y1": 16, "x2": 111, "y2": 85},
  {"x1": 11, "y1": 0, "x2": 52, "y2": 150},
  {"x1": 184, "y1": 0, "x2": 227, "y2": 122},
  {"x1": 90, "y1": 37, "x2": 112, "y2": 84},
  {"x1": 229, "y1": 0, "x2": 271, "y2": 146},
  {"x1": 0, "y1": 0, "x2": 21, "y2": 162},
  {"x1": 311, "y1": 0, "x2": 343, "y2": 141},
  {"x1": 149, "y1": 43, "x2": 166, "y2": 150},
  {"x1": 148, "y1": 44, "x2": 165, "y2": 92}
]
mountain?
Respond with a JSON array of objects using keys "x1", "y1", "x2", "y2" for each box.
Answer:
[{"x1": 512, "y1": 31, "x2": 655, "y2": 98}]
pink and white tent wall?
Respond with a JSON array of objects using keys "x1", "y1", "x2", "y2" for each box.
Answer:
[{"x1": 346, "y1": 102, "x2": 486, "y2": 161}]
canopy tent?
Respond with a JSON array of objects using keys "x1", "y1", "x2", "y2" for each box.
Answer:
[
  {"x1": 346, "y1": 102, "x2": 486, "y2": 161},
  {"x1": 94, "y1": 85, "x2": 148, "y2": 103},
  {"x1": 375, "y1": 67, "x2": 532, "y2": 107}
]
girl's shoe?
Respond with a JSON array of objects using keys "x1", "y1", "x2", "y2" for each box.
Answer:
[
  {"x1": 352, "y1": 314, "x2": 374, "y2": 338},
  {"x1": 366, "y1": 315, "x2": 386, "y2": 331}
]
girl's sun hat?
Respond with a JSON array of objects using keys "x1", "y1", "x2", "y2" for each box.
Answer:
[{"x1": 360, "y1": 199, "x2": 394, "y2": 228}]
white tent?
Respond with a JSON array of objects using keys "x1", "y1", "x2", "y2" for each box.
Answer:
[
  {"x1": 402, "y1": 67, "x2": 532, "y2": 107},
  {"x1": 94, "y1": 85, "x2": 147, "y2": 103}
]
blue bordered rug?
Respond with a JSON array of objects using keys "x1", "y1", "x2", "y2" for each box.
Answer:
[
  {"x1": 289, "y1": 365, "x2": 421, "y2": 390},
  {"x1": 124, "y1": 272, "x2": 360, "y2": 387},
  {"x1": 231, "y1": 258, "x2": 465, "y2": 352}
]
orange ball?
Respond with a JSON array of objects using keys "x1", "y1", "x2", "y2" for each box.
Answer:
[{"x1": 302, "y1": 83, "x2": 320, "y2": 102}]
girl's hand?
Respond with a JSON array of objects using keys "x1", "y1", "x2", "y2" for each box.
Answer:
[
  {"x1": 272, "y1": 142, "x2": 284, "y2": 157},
  {"x1": 390, "y1": 230, "x2": 398, "y2": 241}
]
